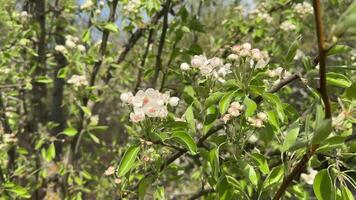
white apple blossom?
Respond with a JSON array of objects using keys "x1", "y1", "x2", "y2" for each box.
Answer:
[
  {"x1": 257, "y1": 112, "x2": 268, "y2": 122},
  {"x1": 67, "y1": 75, "x2": 88, "y2": 87},
  {"x1": 300, "y1": 168, "x2": 318, "y2": 185},
  {"x1": 55, "y1": 45, "x2": 68, "y2": 54},
  {"x1": 191, "y1": 55, "x2": 208, "y2": 68},
  {"x1": 228, "y1": 101, "x2": 244, "y2": 117},
  {"x1": 227, "y1": 54, "x2": 239, "y2": 61},
  {"x1": 222, "y1": 114, "x2": 232, "y2": 123},
  {"x1": 294, "y1": 2, "x2": 313, "y2": 18},
  {"x1": 65, "y1": 40, "x2": 76, "y2": 49},
  {"x1": 242, "y1": 43, "x2": 252, "y2": 51},
  {"x1": 130, "y1": 107, "x2": 145, "y2": 122},
  {"x1": 120, "y1": 92, "x2": 134, "y2": 103},
  {"x1": 169, "y1": 97, "x2": 180, "y2": 107},
  {"x1": 248, "y1": 117, "x2": 264, "y2": 128},
  {"x1": 77, "y1": 45, "x2": 86, "y2": 52},
  {"x1": 122, "y1": 88, "x2": 179, "y2": 122},
  {"x1": 209, "y1": 57, "x2": 223, "y2": 68},
  {"x1": 280, "y1": 21, "x2": 297, "y2": 31},
  {"x1": 104, "y1": 166, "x2": 115, "y2": 176},
  {"x1": 180, "y1": 62, "x2": 190, "y2": 71}
]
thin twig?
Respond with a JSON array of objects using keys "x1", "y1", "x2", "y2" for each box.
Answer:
[
  {"x1": 104, "y1": 0, "x2": 183, "y2": 84},
  {"x1": 151, "y1": 0, "x2": 171, "y2": 88},
  {"x1": 134, "y1": 28, "x2": 155, "y2": 92}
]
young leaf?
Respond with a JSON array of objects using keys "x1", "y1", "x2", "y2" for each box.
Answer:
[
  {"x1": 311, "y1": 119, "x2": 332, "y2": 144},
  {"x1": 47, "y1": 143, "x2": 56, "y2": 161},
  {"x1": 341, "y1": 186, "x2": 354, "y2": 200},
  {"x1": 313, "y1": 169, "x2": 333, "y2": 200},
  {"x1": 204, "y1": 92, "x2": 224, "y2": 108},
  {"x1": 326, "y1": 72, "x2": 352, "y2": 88},
  {"x1": 327, "y1": 45, "x2": 352, "y2": 56},
  {"x1": 138, "y1": 176, "x2": 154, "y2": 200},
  {"x1": 104, "y1": 23, "x2": 119, "y2": 33},
  {"x1": 171, "y1": 131, "x2": 197, "y2": 155},
  {"x1": 251, "y1": 153, "x2": 270, "y2": 175},
  {"x1": 263, "y1": 165, "x2": 284, "y2": 190},
  {"x1": 209, "y1": 147, "x2": 220, "y2": 180},
  {"x1": 282, "y1": 121, "x2": 300, "y2": 152},
  {"x1": 219, "y1": 91, "x2": 235, "y2": 114},
  {"x1": 184, "y1": 105, "x2": 195, "y2": 133},
  {"x1": 243, "y1": 96, "x2": 257, "y2": 117},
  {"x1": 117, "y1": 145, "x2": 141, "y2": 177},
  {"x1": 62, "y1": 127, "x2": 78, "y2": 136},
  {"x1": 345, "y1": 82, "x2": 356, "y2": 99}
]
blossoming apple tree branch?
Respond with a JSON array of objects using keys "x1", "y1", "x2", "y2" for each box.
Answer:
[{"x1": 273, "y1": 0, "x2": 332, "y2": 199}]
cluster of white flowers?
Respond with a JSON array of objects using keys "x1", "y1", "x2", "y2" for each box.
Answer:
[
  {"x1": 181, "y1": 56, "x2": 232, "y2": 83},
  {"x1": 80, "y1": 0, "x2": 94, "y2": 10},
  {"x1": 248, "y1": 3, "x2": 272, "y2": 23},
  {"x1": 247, "y1": 112, "x2": 268, "y2": 128},
  {"x1": 294, "y1": 2, "x2": 313, "y2": 18},
  {"x1": 123, "y1": 0, "x2": 141, "y2": 15},
  {"x1": 280, "y1": 21, "x2": 297, "y2": 32},
  {"x1": 300, "y1": 168, "x2": 318, "y2": 185},
  {"x1": 257, "y1": 12, "x2": 273, "y2": 23},
  {"x1": 1, "y1": 133, "x2": 18, "y2": 143},
  {"x1": 67, "y1": 75, "x2": 89, "y2": 87},
  {"x1": 267, "y1": 67, "x2": 291, "y2": 78},
  {"x1": 120, "y1": 88, "x2": 180, "y2": 123},
  {"x1": 55, "y1": 35, "x2": 85, "y2": 54},
  {"x1": 222, "y1": 101, "x2": 244, "y2": 123},
  {"x1": 228, "y1": 43, "x2": 270, "y2": 69}
]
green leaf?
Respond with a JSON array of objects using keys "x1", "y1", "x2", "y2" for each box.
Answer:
[
  {"x1": 313, "y1": 169, "x2": 333, "y2": 200},
  {"x1": 171, "y1": 131, "x2": 197, "y2": 155},
  {"x1": 82, "y1": 29, "x2": 91, "y2": 44},
  {"x1": 247, "y1": 164, "x2": 258, "y2": 186},
  {"x1": 138, "y1": 176, "x2": 154, "y2": 200},
  {"x1": 262, "y1": 93, "x2": 285, "y2": 122},
  {"x1": 345, "y1": 82, "x2": 356, "y2": 99},
  {"x1": 251, "y1": 153, "x2": 269, "y2": 175},
  {"x1": 243, "y1": 96, "x2": 257, "y2": 117},
  {"x1": 36, "y1": 76, "x2": 53, "y2": 84},
  {"x1": 219, "y1": 91, "x2": 236, "y2": 115},
  {"x1": 282, "y1": 121, "x2": 300, "y2": 152},
  {"x1": 184, "y1": 105, "x2": 195, "y2": 133},
  {"x1": 326, "y1": 72, "x2": 352, "y2": 88},
  {"x1": 62, "y1": 127, "x2": 78, "y2": 136},
  {"x1": 46, "y1": 142, "x2": 56, "y2": 161},
  {"x1": 209, "y1": 147, "x2": 220, "y2": 180},
  {"x1": 327, "y1": 45, "x2": 352, "y2": 56},
  {"x1": 204, "y1": 92, "x2": 224, "y2": 108},
  {"x1": 341, "y1": 186, "x2": 354, "y2": 200},
  {"x1": 262, "y1": 165, "x2": 284, "y2": 190},
  {"x1": 226, "y1": 175, "x2": 242, "y2": 190},
  {"x1": 286, "y1": 35, "x2": 301, "y2": 62},
  {"x1": 104, "y1": 23, "x2": 119, "y2": 33},
  {"x1": 5, "y1": 183, "x2": 30, "y2": 198},
  {"x1": 311, "y1": 119, "x2": 332, "y2": 144},
  {"x1": 117, "y1": 145, "x2": 141, "y2": 177}
]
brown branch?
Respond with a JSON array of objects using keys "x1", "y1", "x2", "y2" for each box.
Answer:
[
  {"x1": 151, "y1": 0, "x2": 171, "y2": 88},
  {"x1": 104, "y1": 0, "x2": 182, "y2": 84},
  {"x1": 134, "y1": 28, "x2": 155, "y2": 92},
  {"x1": 273, "y1": 1, "x2": 331, "y2": 199}
]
